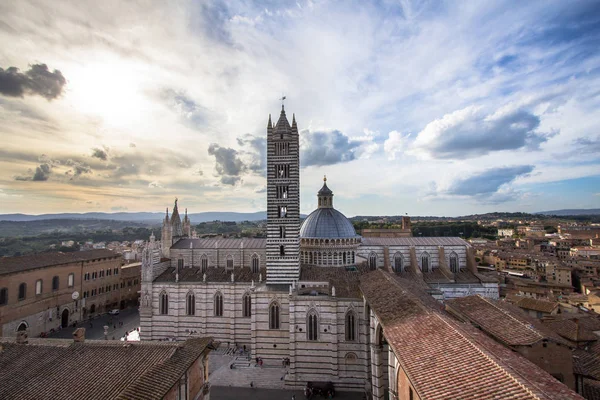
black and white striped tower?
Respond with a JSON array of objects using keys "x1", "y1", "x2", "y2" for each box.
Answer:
[{"x1": 266, "y1": 104, "x2": 300, "y2": 284}]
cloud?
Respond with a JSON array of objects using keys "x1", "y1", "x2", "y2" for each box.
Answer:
[
  {"x1": 129, "y1": 143, "x2": 136, "y2": 148},
  {"x1": 207, "y1": 143, "x2": 246, "y2": 185},
  {"x1": 0, "y1": 64, "x2": 66, "y2": 100},
  {"x1": 161, "y1": 88, "x2": 207, "y2": 128},
  {"x1": 409, "y1": 106, "x2": 550, "y2": 159},
  {"x1": 573, "y1": 136, "x2": 600, "y2": 154},
  {"x1": 237, "y1": 134, "x2": 266, "y2": 173},
  {"x1": 148, "y1": 181, "x2": 163, "y2": 188},
  {"x1": 92, "y1": 147, "x2": 108, "y2": 160},
  {"x1": 447, "y1": 165, "x2": 534, "y2": 196},
  {"x1": 300, "y1": 129, "x2": 361, "y2": 167},
  {"x1": 111, "y1": 206, "x2": 128, "y2": 211},
  {"x1": 384, "y1": 131, "x2": 411, "y2": 160},
  {"x1": 65, "y1": 159, "x2": 91, "y2": 176},
  {"x1": 254, "y1": 185, "x2": 266, "y2": 193},
  {"x1": 15, "y1": 163, "x2": 52, "y2": 181}
]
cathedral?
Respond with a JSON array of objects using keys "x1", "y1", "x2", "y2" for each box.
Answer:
[{"x1": 139, "y1": 106, "x2": 500, "y2": 396}]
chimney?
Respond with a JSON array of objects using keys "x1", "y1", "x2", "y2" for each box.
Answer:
[
  {"x1": 16, "y1": 330, "x2": 28, "y2": 344},
  {"x1": 73, "y1": 327, "x2": 86, "y2": 343}
]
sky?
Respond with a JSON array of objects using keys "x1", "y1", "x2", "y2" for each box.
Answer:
[{"x1": 0, "y1": 0, "x2": 599, "y2": 217}]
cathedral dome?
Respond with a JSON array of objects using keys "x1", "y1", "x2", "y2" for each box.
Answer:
[
  {"x1": 300, "y1": 208, "x2": 358, "y2": 238},
  {"x1": 300, "y1": 177, "x2": 358, "y2": 239}
]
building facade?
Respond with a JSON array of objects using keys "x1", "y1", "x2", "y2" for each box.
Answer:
[{"x1": 0, "y1": 250, "x2": 119, "y2": 337}]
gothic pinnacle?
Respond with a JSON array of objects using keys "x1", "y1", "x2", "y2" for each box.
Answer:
[{"x1": 268, "y1": 114, "x2": 272, "y2": 129}]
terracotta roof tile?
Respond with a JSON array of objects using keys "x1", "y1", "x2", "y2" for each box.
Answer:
[
  {"x1": 516, "y1": 297, "x2": 558, "y2": 313},
  {"x1": 0, "y1": 337, "x2": 212, "y2": 400},
  {"x1": 0, "y1": 249, "x2": 119, "y2": 276},
  {"x1": 446, "y1": 295, "x2": 568, "y2": 347},
  {"x1": 360, "y1": 270, "x2": 582, "y2": 400},
  {"x1": 543, "y1": 318, "x2": 599, "y2": 342}
]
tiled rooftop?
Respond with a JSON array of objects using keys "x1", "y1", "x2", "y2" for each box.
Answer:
[
  {"x1": 0, "y1": 337, "x2": 213, "y2": 400},
  {"x1": 543, "y1": 318, "x2": 600, "y2": 343},
  {"x1": 171, "y1": 238, "x2": 266, "y2": 249},
  {"x1": 515, "y1": 297, "x2": 559, "y2": 313},
  {"x1": 446, "y1": 295, "x2": 567, "y2": 347},
  {"x1": 360, "y1": 269, "x2": 582, "y2": 400},
  {"x1": 0, "y1": 249, "x2": 119, "y2": 276},
  {"x1": 155, "y1": 266, "x2": 266, "y2": 283}
]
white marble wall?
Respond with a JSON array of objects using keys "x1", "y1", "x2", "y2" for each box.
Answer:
[{"x1": 357, "y1": 245, "x2": 468, "y2": 272}]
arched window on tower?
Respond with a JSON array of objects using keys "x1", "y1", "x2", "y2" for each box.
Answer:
[
  {"x1": 186, "y1": 292, "x2": 195, "y2": 316},
  {"x1": 345, "y1": 311, "x2": 357, "y2": 341},
  {"x1": 280, "y1": 245, "x2": 285, "y2": 256},
  {"x1": 421, "y1": 252, "x2": 430, "y2": 273},
  {"x1": 369, "y1": 253, "x2": 377, "y2": 270},
  {"x1": 449, "y1": 252, "x2": 459, "y2": 273},
  {"x1": 307, "y1": 311, "x2": 318, "y2": 341},
  {"x1": 214, "y1": 292, "x2": 223, "y2": 317},
  {"x1": 243, "y1": 292, "x2": 252, "y2": 317},
  {"x1": 269, "y1": 302, "x2": 280, "y2": 329},
  {"x1": 159, "y1": 291, "x2": 169, "y2": 315},
  {"x1": 393, "y1": 252, "x2": 403, "y2": 273},
  {"x1": 201, "y1": 254, "x2": 208, "y2": 273},
  {"x1": 252, "y1": 254, "x2": 259, "y2": 273}
]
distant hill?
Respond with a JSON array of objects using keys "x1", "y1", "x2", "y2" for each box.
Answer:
[
  {"x1": 0, "y1": 211, "x2": 268, "y2": 223},
  {"x1": 535, "y1": 209, "x2": 600, "y2": 216}
]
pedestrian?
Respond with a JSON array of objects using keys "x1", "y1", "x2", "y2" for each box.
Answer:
[
  {"x1": 250, "y1": 381, "x2": 254, "y2": 388},
  {"x1": 292, "y1": 395, "x2": 296, "y2": 400},
  {"x1": 113, "y1": 324, "x2": 116, "y2": 330}
]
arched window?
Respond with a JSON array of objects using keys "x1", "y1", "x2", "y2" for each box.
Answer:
[
  {"x1": 17, "y1": 322, "x2": 28, "y2": 332},
  {"x1": 159, "y1": 291, "x2": 169, "y2": 315},
  {"x1": 243, "y1": 292, "x2": 252, "y2": 317},
  {"x1": 52, "y1": 276, "x2": 59, "y2": 291},
  {"x1": 393, "y1": 252, "x2": 403, "y2": 273},
  {"x1": 421, "y1": 252, "x2": 430, "y2": 273},
  {"x1": 252, "y1": 254, "x2": 259, "y2": 273},
  {"x1": 309, "y1": 252, "x2": 313, "y2": 264},
  {"x1": 0, "y1": 288, "x2": 8, "y2": 306},
  {"x1": 449, "y1": 252, "x2": 459, "y2": 273},
  {"x1": 345, "y1": 311, "x2": 357, "y2": 341},
  {"x1": 201, "y1": 254, "x2": 208, "y2": 273},
  {"x1": 307, "y1": 311, "x2": 318, "y2": 341},
  {"x1": 35, "y1": 279, "x2": 43, "y2": 295},
  {"x1": 280, "y1": 245, "x2": 285, "y2": 256},
  {"x1": 369, "y1": 253, "x2": 377, "y2": 270},
  {"x1": 269, "y1": 302, "x2": 280, "y2": 329},
  {"x1": 186, "y1": 292, "x2": 195, "y2": 316},
  {"x1": 214, "y1": 292, "x2": 223, "y2": 317},
  {"x1": 226, "y1": 255, "x2": 233, "y2": 270},
  {"x1": 68, "y1": 273, "x2": 74, "y2": 288},
  {"x1": 18, "y1": 283, "x2": 26, "y2": 301}
]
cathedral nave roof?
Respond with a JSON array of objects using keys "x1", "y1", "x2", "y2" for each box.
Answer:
[
  {"x1": 360, "y1": 236, "x2": 470, "y2": 247},
  {"x1": 171, "y1": 238, "x2": 266, "y2": 250},
  {"x1": 154, "y1": 266, "x2": 266, "y2": 283}
]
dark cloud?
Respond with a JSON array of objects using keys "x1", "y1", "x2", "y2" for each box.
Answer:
[
  {"x1": 237, "y1": 134, "x2": 266, "y2": 173},
  {"x1": 414, "y1": 107, "x2": 550, "y2": 159},
  {"x1": 92, "y1": 147, "x2": 108, "y2": 160},
  {"x1": 15, "y1": 163, "x2": 52, "y2": 181},
  {"x1": 0, "y1": 64, "x2": 66, "y2": 100},
  {"x1": 161, "y1": 89, "x2": 207, "y2": 128},
  {"x1": 447, "y1": 165, "x2": 534, "y2": 196},
  {"x1": 65, "y1": 159, "x2": 91, "y2": 176},
  {"x1": 208, "y1": 143, "x2": 246, "y2": 185},
  {"x1": 300, "y1": 129, "x2": 360, "y2": 167}
]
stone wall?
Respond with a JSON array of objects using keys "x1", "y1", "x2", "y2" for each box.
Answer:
[{"x1": 170, "y1": 247, "x2": 266, "y2": 270}]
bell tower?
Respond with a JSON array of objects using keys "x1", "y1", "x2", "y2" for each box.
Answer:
[{"x1": 266, "y1": 104, "x2": 300, "y2": 284}]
